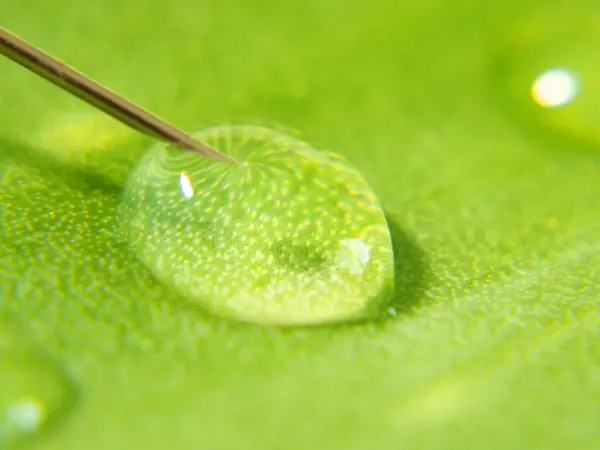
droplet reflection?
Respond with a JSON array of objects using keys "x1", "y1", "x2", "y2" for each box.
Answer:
[
  {"x1": 179, "y1": 172, "x2": 194, "y2": 199},
  {"x1": 338, "y1": 238, "x2": 371, "y2": 275}
]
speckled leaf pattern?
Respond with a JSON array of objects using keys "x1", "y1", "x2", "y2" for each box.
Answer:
[
  {"x1": 1, "y1": 0, "x2": 600, "y2": 449},
  {"x1": 122, "y1": 125, "x2": 394, "y2": 325}
]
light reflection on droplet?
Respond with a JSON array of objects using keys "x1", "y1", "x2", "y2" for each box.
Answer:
[
  {"x1": 179, "y1": 172, "x2": 194, "y2": 199},
  {"x1": 531, "y1": 68, "x2": 579, "y2": 108},
  {"x1": 338, "y1": 238, "x2": 371, "y2": 275}
]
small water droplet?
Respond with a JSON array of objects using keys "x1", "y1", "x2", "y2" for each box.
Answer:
[
  {"x1": 122, "y1": 124, "x2": 395, "y2": 326},
  {"x1": 500, "y1": 8, "x2": 600, "y2": 146},
  {"x1": 0, "y1": 322, "x2": 76, "y2": 448}
]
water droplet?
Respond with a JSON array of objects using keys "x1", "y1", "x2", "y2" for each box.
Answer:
[
  {"x1": 122, "y1": 124, "x2": 394, "y2": 326},
  {"x1": 0, "y1": 322, "x2": 76, "y2": 448},
  {"x1": 500, "y1": 8, "x2": 600, "y2": 146}
]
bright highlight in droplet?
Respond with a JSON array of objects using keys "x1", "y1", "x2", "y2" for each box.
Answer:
[
  {"x1": 338, "y1": 238, "x2": 371, "y2": 275},
  {"x1": 179, "y1": 172, "x2": 194, "y2": 199},
  {"x1": 531, "y1": 68, "x2": 579, "y2": 108}
]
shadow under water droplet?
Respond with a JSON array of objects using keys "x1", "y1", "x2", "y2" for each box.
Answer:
[{"x1": 380, "y1": 212, "x2": 430, "y2": 316}]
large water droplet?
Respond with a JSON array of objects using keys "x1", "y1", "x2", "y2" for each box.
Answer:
[
  {"x1": 122, "y1": 124, "x2": 394, "y2": 326},
  {"x1": 0, "y1": 322, "x2": 75, "y2": 448},
  {"x1": 500, "y1": 8, "x2": 600, "y2": 147}
]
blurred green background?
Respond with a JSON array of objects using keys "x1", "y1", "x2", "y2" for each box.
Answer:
[{"x1": 1, "y1": 0, "x2": 600, "y2": 449}]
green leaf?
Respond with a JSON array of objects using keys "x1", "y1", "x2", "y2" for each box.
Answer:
[{"x1": 1, "y1": 0, "x2": 599, "y2": 448}]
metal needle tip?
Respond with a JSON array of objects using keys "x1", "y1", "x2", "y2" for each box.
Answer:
[{"x1": 0, "y1": 26, "x2": 236, "y2": 164}]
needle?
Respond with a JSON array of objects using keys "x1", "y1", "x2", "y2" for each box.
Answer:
[{"x1": 0, "y1": 26, "x2": 236, "y2": 164}]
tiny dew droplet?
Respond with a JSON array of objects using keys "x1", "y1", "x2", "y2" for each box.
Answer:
[
  {"x1": 500, "y1": 8, "x2": 600, "y2": 147},
  {"x1": 0, "y1": 322, "x2": 76, "y2": 448},
  {"x1": 122, "y1": 124, "x2": 395, "y2": 326}
]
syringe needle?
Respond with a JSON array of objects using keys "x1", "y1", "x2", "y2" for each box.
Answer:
[{"x1": 0, "y1": 26, "x2": 236, "y2": 164}]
